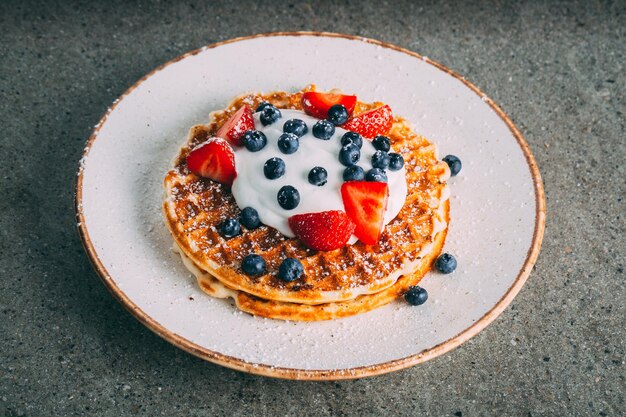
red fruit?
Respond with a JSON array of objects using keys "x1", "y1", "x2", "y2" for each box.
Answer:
[
  {"x1": 341, "y1": 181, "x2": 389, "y2": 245},
  {"x1": 341, "y1": 105, "x2": 393, "y2": 139},
  {"x1": 216, "y1": 105, "x2": 254, "y2": 146},
  {"x1": 301, "y1": 92, "x2": 357, "y2": 120},
  {"x1": 288, "y1": 210, "x2": 356, "y2": 251},
  {"x1": 186, "y1": 137, "x2": 237, "y2": 186}
]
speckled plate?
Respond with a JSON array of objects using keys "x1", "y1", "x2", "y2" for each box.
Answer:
[{"x1": 76, "y1": 32, "x2": 545, "y2": 380}]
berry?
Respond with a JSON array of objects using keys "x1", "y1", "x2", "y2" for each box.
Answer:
[
  {"x1": 256, "y1": 101, "x2": 272, "y2": 112},
  {"x1": 240, "y1": 207, "x2": 261, "y2": 229},
  {"x1": 277, "y1": 258, "x2": 304, "y2": 282},
  {"x1": 288, "y1": 210, "x2": 355, "y2": 251},
  {"x1": 341, "y1": 181, "x2": 388, "y2": 245},
  {"x1": 186, "y1": 137, "x2": 237, "y2": 186},
  {"x1": 301, "y1": 91, "x2": 357, "y2": 120},
  {"x1": 372, "y1": 135, "x2": 391, "y2": 152},
  {"x1": 277, "y1": 133, "x2": 299, "y2": 154},
  {"x1": 404, "y1": 286, "x2": 428, "y2": 306},
  {"x1": 327, "y1": 104, "x2": 349, "y2": 125},
  {"x1": 242, "y1": 130, "x2": 267, "y2": 152},
  {"x1": 312, "y1": 120, "x2": 335, "y2": 140},
  {"x1": 264, "y1": 157, "x2": 286, "y2": 180},
  {"x1": 365, "y1": 168, "x2": 387, "y2": 182},
  {"x1": 435, "y1": 253, "x2": 457, "y2": 274},
  {"x1": 259, "y1": 105, "x2": 281, "y2": 126},
  {"x1": 339, "y1": 143, "x2": 360, "y2": 166},
  {"x1": 217, "y1": 218, "x2": 241, "y2": 238},
  {"x1": 342, "y1": 105, "x2": 393, "y2": 139},
  {"x1": 241, "y1": 254, "x2": 266, "y2": 276},
  {"x1": 277, "y1": 185, "x2": 300, "y2": 210},
  {"x1": 215, "y1": 105, "x2": 255, "y2": 147},
  {"x1": 371, "y1": 150, "x2": 390, "y2": 170},
  {"x1": 283, "y1": 119, "x2": 308, "y2": 137},
  {"x1": 308, "y1": 166, "x2": 328, "y2": 186},
  {"x1": 388, "y1": 153, "x2": 404, "y2": 171},
  {"x1": 341, "y1": 131, "x2": 363, "y2": 149},
  {"x1": 343, "y1": 165, "x2": 366, "y2": 181},
  {"x1": 443, "y1": 155, "x2": 462, "y2": 176}
]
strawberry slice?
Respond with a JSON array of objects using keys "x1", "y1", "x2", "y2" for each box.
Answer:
[
  {"x1": 341, "y1": 105, "x2": 393, "y2": 139},
  {"x1": 216, "y1": 105, "x2": 254, "y2": 146},
  {"x1": 186, "y1": 137, "x2": 237, "y2": 186},
  {"x1": 301, "y1": 92, "x2": 357, "y2": 120},
  {"x1": 288, "y1": 210, "x2": 356, "y2": 251},
  {"x1": 341, "y1": 181, "x2": 389, "y2": 245}
]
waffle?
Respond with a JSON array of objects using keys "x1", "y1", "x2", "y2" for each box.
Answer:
[{"x1": 163, "y1": 86, "x2": 450, "y2": 309}]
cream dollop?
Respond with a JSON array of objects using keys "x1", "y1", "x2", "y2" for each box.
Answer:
[{"x1": 231, "y1": 109, "x2": 407, "y2": 242}]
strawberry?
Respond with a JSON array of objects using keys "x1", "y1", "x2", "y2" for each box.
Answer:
[
  {"x1": 288, "y1": 210, "x2": 356, "y2": 251},
  {"x1": 216, "y1": 105, "x2": 254, "y2": 146},
  {"x1": 341, "y1": 181, "x2": 389, "y2": 245},
  {"x1": 301, "y1": 92, "x2": 357, "y2": 120},
  {"x1": 186, "y1": 137, "x2": 237, "y2": 186},
  {"x1": 341, "y1": 105, "x2": 393, "y2": 139}
]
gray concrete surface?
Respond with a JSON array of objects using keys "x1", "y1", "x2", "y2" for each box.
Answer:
[{"x1": 1, "y1": 0, "x2": 624, "y2": 415}]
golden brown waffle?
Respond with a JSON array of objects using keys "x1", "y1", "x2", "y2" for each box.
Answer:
[{"x1": 163, "y1": 86, "x2": 450, "y2": 306}]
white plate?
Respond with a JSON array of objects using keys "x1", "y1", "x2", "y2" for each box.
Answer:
[{"x1": 76, "y1": 32, "x2": 545, "y2": 380}]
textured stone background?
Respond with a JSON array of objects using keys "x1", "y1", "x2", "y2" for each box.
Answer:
[{"x1": 1, "y1": 1, "x2": 624, "y2": 416}]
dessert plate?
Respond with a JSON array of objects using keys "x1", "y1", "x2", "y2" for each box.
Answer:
[{"x1": 76, "y1": 32, "x2": 545, "y2": 379}]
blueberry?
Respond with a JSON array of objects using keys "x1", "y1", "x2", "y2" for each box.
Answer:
[
  {"x1": 308, "y1": 166, "x2": 328, "y2": 186},
  {"x1": 260, "y1": 105, "x2": 281, "y2": 126},
  {"x1": 372, "y1": 135, "x2": 391, "y2": 152},
  {"x1": 365, "y1": 168, "x2": 387, "y2": 182},
  {"x1": 388, "y1": 153, "x2": 405, "y2": 171},
  {"x1": 443, "y1": 155, "x2": 462, "y2": 176},
  {"x1": 371, "y1": 150, "x2": 390, "y2": 170},
  {"x1": 343, "y1": 165, "x2": 366, "y2": 181},
  {"x1": 242, "y1": 130, "x2": 267, "y2": 152},
  {"x1": 283, "y1": 119, "x2": 308, "y2": 137},
  {"x1": 277, "y1": 185, "x2": 300, "y2": 210},
  {"x1": 327, "y1": 104, "x2": 349, "y2": 125},
  {"x1": 435, "y1": 253, "x2": 457, "y2": 274},
  {"x1": 276, "y1": 132, "x2": 299, "y2": 154},
  {"x1": 240, "y1": 207, "x2": 261, "y2": 229},
  {"x1": 256, "y1": 101, "x2": 271, "y2": 112},
  {"x1": 339, "y1": 143, "x2": 360, "y2": 166},
  {"x1": 312, "y1": 120, "x2": 335, "y2": 140},
  {"x1": 241, "y1": 254, "x2": 266, "y2": 276},
  {"x1": 404, "y1": 286, "x2": 428, "y2": 306},
  {"x1": 264, "y1": 157, "x2": 286, "y2": 180},
  {"x1": 341, "y1": 131, "x2": 363, "y2": 149},
  {"x1": 277, "y1": 258, "x2": 304, "y2": 282},
  {"x1": 217, "y1": 218, "x2": 241, "y2": 238}
]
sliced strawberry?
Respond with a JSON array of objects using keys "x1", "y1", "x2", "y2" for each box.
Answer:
[
  {"x1": 186, "y1": 137, "x2": 237, "y2": 186},
  {"x1": 216, "y1": 105, "x2": 254, "y2": 147},
  {"x1": 288, "y1": 210, "x2": 356, "y2": 251},
  {"x1": 301, "y1": 92, "x2": 357, "y2": 120},
  {"x1": 341, "y1": 105, "x2": 393, "y2": 139},
  {"x1": 341, "y1": 181, "x2": 389, "y2": 245}
]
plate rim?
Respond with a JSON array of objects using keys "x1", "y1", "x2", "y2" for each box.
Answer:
[{"x1": 75, "y1": 31, "x2": 546, "y2": 380}]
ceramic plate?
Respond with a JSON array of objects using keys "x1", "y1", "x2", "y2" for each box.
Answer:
[{"x1": 76, "y1": 32, "x2": 545, "y2": 380}]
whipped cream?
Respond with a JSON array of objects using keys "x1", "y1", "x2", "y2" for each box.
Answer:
[{"x1": 231, "y1": 109, "x2": 407, "y2": 242}]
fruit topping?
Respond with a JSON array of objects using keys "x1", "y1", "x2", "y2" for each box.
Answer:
[
  {"x1": 241, "y1": 254, "x2": 266, "y2": 276},
  {"x1": 435, "y1": 253, "x2": 457, "y2": 274},
  {"x1": 239, "y1": 207, "x2": 261, "y2": 229},
  {"x1": 216, "y1": 105, "x2": 254, "y2": 147},
  {"x1": 259, "y1": 105, "x2": 281, "y2": 126},
  {"x1": 256, "y1": 101, "x2": 272, "y2": 112},
  {"x1": 301, "y1": 91, "x2": 357, "y2": 120},
  {"x1": 264, "y1": 157, "x2": 286, "y2": 180},
  {"x1": 443, "y1": 155, "x2": 462, "y2": 176},
  {"x1": 277, "y1": 258, "x2": 304, "y2": 282},
  {"x1": 388, "y1": 153, "x2": 405, "y2": 171},
  {"x1": 371, "y1": 150, "x2": 390, "y2": 170},
  {"x1": 312, "y1": 120, "x2": 335, "y2": 140},
  {"x1": 405, "y1": 286, "x2": 428, "y2": 306},
  {"x1": 288, "y1": 210, "x2": 356, "y2": 251},
  {"x1": 341, "y1": 181, "x2": 389, "y2": 245},
  {"x1": 365, "y1": 168, "x2": 388, "y2": 183},
  {"x1": 308, "y1": 166, "x2": 328, "y2": 186},
  {"x1": 372, "y1": 135, "x2": 391, "y2": 152},
  {"x1": 328, "y1": 104, "x2": 349, "y2": 125},
  {"x1": 342, "y1": 106, "x2": 393, "y2": 139},
  {"x1": 338, "y1": 143, "x2": 360, "y2": 166},
  {"x1": 217, "y1": 218, "x2": 241, "y2": 238},
  {"x1": 242, "y1": 130, "x2": 267, "y2": 152},
  {"x1": 283, "y1": 119, "x2": 308, "y2": 137},
  {"x1": 277, "y1": 133, "x2": 299, "y2": 154},
  {"x1": 186, "y1": 137, "x2": 237, "y2": 186},
  {"x1": 341, "y1": 131, "x2": 363, "y2": 149},
  {"x1": 277, "y1": 185, "x2": 300, "y2": 210},
  {"x1": 343, "y1": 165, "x2": 366, "y2": 181}
]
